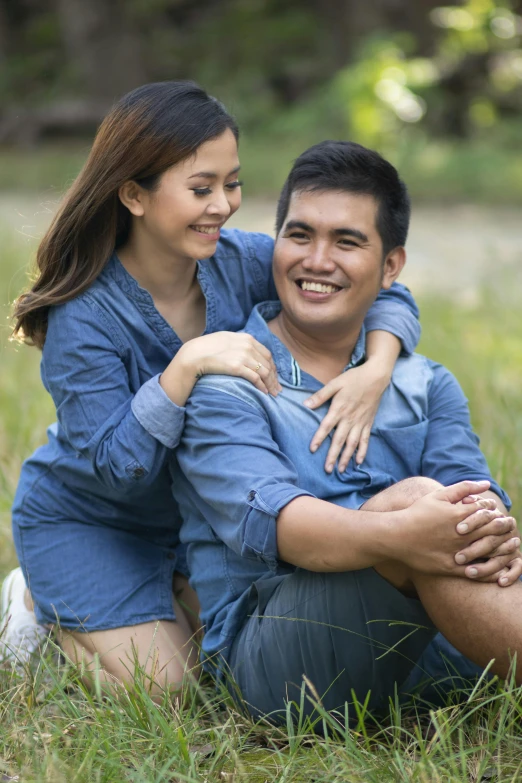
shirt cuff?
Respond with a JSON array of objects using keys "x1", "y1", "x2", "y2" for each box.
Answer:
[
  {"x1": 242, "y1": 484, "x2": 315, "y2": 569},
  {"x1": 364, "y1": 305, "x2": 421, "y2": 356},
  {"x1": 131, "y1": 374, "x2": 186, "y2": 449}
]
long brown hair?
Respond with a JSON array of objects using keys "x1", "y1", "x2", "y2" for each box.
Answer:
[{"x1": 13, "y1": 81, "x2": 239, "y2": 349}]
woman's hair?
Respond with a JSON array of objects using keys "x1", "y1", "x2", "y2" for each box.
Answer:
[{"x1": 13, "y1": 81, "x2": 239, "y2": 348}]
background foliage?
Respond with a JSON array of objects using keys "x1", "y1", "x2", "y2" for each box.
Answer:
[{"x1": 1, "y1": 0, "x2": 522, "y2": 199}]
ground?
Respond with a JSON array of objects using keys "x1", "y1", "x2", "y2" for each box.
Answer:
[{"x1": 0, "y1": 196, "x2": 522, "y2": 781}]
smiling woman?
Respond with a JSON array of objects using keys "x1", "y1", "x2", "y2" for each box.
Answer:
[{"x1": 2, "y1": 82, "x2": 422, "y2": 694}]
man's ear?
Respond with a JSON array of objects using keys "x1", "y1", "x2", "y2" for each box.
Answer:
[
  {"x1": 381, "y1": 246, "x2": 406, "y2": 289},
  {"x1": 118, "y1": 181, "x2": 147, "y2": 217}
]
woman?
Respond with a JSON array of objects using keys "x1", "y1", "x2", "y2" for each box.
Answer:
[{"x1": 3, "y1": 81, "x2": 420, "y2": 694}]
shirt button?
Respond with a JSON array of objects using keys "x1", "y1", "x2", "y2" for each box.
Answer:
[
  {"x1": 247, "y1": 490, "x2": 255, "y2": 501},
  {"x1": 133, "y1": 467, "x2": 145, "y2": 478}
]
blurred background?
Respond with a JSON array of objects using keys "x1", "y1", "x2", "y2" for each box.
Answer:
[{"x1": 1, "y1": 0, "x2": 522, "y2": 572}]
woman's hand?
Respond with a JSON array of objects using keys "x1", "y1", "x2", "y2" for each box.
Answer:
[
  {"x1": 304, "y1": 358, "x2": 391, "y2": 473},
  {"x1": 160, "y1": 331, "x2": 281, "y2": 406}
]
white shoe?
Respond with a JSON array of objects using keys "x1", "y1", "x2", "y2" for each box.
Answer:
[{"x1": 0, "y1": 568, "x2": 48, "y2": 665}]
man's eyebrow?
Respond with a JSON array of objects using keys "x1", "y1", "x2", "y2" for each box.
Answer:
[
  {"x1": 284, "y1": 220, "x2": 369, "y2": 243},
  {"x1": 333, "y1": 227, "x2": 369, "y2": 242},
  {"x1": 284, "y1": 220, "x2": 315, "y2": 233},
  {"x1": 188, "y1": 165, "x2": 241, "y2": 180}
]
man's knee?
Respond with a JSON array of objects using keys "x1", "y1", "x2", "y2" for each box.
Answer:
[{"x1": 362, "y1": 476, "x2": 442, "y2": 512}]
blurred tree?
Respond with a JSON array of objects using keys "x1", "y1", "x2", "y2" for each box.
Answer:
[
  {"x1": 54, "y1": 0, "x2": 147, "y2": 100},
  {"x1": 1, "y1": 0, "x2": 522, "y2": 146}
]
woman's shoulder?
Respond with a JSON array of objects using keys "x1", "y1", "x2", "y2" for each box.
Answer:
[
  {"x1": 46, "y1": 257, "x2": 126, "y2": 344},
  {"x1": 215, "y1": 228, "x2": 274, "y2": 266}
]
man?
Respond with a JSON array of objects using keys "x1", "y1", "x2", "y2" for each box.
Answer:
[{"x1": 170, "y1": 141, "x2": 521, "y2": 719}]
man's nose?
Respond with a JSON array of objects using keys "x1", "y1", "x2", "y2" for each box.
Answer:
[{"x1": 301, "y1": 243, "x2": 336, "y2": 273}]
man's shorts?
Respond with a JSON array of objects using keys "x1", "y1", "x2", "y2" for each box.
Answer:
[{"x1": 228, "y1": 567, "x2": 436, "y2": 721}]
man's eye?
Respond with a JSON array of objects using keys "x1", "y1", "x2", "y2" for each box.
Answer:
[
  {"x1": 226, "y1": 180, "x2": 243, "y2": 190},
  {"x1": 289, "y1": 232, "x2": 308, "y2": 240},
  {"x1": 192, "y1": 187, "x2": 212, "y2": 196},
  {"x1": 339, "y1": 239, "x2": 357, "y2": 247}
]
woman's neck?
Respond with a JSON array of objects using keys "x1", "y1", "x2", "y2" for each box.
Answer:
[{"x1": 118, "y1": 230, "x2": 198, "y2": 304}]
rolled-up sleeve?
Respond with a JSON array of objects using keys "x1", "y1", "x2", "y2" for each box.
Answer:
[
  {"x1": 176, "y1": 384, "x2": 314, "y2": 569},
  {"x1": 364, "y1": 282, "x2": 420, "y2": 355},
  {"x1": 422, "y1": 363, "x2": 511, "y2": 508},
  {"x1": 43, "y1": 297, "x2": 186, "y2": 491}
]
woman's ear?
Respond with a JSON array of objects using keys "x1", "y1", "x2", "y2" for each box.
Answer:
[
  {"x1": 381, "y1": 246, "x2": 406, "y2": 289},
  {"x1": 118, "y1": 181, "x2": 146, "y2": 217}
]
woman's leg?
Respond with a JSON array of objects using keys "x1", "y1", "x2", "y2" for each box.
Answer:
[{"x1": 58, "y1": 592, "x2": 199, "y2": 698}]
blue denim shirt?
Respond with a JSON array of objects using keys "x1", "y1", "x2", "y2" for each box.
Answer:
[
  {"x1": 173, "y1": 301, "x2": 510, "y2": 670},
  {"x1": 14, "y1": 229, "x2": 419, "y2": 539}
]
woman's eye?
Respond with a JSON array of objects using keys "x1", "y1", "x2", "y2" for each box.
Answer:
[
  {"x1": 226, "y1": 180, "x2": 243, "y2": 190},
  {"x1": 192, "y1": 187, "x2": 212, "y2": 196}
]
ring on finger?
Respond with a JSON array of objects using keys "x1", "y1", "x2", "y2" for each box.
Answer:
[{"x1": 254, "y1": 363, "x2": 262, "y2": 373}]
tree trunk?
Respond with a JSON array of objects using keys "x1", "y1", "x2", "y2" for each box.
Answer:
[{"x1": 54, "y1": 0, "x2": 148, "y2": 102}]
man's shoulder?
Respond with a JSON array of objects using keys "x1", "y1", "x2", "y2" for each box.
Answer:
[{"x1": 189, "y1": 373, "x2": 270, "y2": 415}]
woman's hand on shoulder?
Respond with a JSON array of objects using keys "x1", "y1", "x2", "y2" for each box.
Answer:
[
  {"x1": 304, "y1": 358, "x2": 392, "y2": 473},
  {"x1": 161, "y1": 332, "x2": 281, "y2": 406}
]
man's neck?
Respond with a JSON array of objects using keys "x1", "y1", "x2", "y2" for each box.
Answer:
[{"x1": 268, "y1": 311, "x2": 363, "y2": 385}]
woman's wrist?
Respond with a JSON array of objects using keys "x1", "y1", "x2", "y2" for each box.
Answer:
[
  {"x1": 159, "y1": 345, "x2": 200, "y2": 407},
  {"x1": 361, "y1": 354, "x2": 394, "y2": 390}
]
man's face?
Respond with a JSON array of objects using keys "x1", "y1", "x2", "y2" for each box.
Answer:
[{"x1": 273, "y1": 189, "x2": 403, "y2": 338}]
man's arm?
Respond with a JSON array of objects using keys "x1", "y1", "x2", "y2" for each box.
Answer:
[
  {"x1": 421, "y1": 362, "x2": 511, "y2": 510},
  {"x1": 177, "y1": 380, "x2": 500, "y2": 576}
]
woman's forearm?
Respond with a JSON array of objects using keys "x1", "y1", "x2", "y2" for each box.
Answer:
[{"x1": 365, "y1": 329, "x2": 401, "y2": 379}]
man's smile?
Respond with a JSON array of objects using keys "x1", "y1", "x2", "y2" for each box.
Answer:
[{"x1": 294, "y1": 277, "x2": 344, "y2": 300}]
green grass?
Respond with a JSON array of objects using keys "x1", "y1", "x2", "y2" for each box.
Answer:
[
  {"x1": 1, "y1": 217, "x2": 522, "y2": 780},
  {"x1": 3, "y1": 135, "x2": 522, "y2": 205}
]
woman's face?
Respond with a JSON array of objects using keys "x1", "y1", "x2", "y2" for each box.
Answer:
[{"x1": 130, "y1": 128, "x2": 242, "y2": 261}]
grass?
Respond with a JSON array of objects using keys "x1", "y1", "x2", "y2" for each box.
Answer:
[
  {"x1": 1, "y1": 215, "x2": 522, "y2": 780},
  {"x1": 3, "y1": 134, "x2": 522, "y2": 205}
]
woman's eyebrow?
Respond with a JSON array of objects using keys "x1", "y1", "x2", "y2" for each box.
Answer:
[{"x1": 188, "y1": 165, "x2": 241, "y2": 180}]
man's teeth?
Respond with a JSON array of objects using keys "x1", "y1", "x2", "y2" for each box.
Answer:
[
  {"x1": 192, "y1": 225, "x2": 220, "y2": 234},
  {"x1": 300, "y1": 281, "x2": 339, "y2": 294}
]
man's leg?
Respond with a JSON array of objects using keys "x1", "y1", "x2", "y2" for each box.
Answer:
[{"x1": 363, "y1": 477, "x2": 522, "y2": 682}]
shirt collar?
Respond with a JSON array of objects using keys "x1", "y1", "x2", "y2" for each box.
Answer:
[{"x1": 244, "y1": 302, "x2": 366, "y2": 387}]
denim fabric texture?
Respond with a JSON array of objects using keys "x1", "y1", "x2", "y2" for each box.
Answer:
[
  {"x1": 173, "y1": 301, "x2": 510, "y2": 675},
  {"x1": 12, "y1": 229, "x2": 420, "y2": 630}
]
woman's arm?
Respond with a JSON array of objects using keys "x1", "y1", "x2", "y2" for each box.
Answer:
[
  {"x1": 304, "y1": 283, "x2": 420, "y2": 470},
  {"x1": 43, "y1": 298, "x2": 280, "y2": 493}
]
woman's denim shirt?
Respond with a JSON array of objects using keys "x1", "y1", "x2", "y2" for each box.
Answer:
[{"x1": 13, "y1": 228, "x2": 420, "y2": 534}]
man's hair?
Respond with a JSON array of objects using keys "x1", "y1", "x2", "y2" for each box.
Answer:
[{"x1": 275, "y1": 140, "x2": 411, "y2": 256}]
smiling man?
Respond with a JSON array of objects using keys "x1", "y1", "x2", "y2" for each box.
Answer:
[{"x1": 170, "y1": 141, "x2": 522, "y2": 720}]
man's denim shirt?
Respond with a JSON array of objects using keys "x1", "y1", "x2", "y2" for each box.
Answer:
[
  {"x1": 173, "y1": 301, "x2": 510, "y2": 671},
  {"x1": 14, "y1": 229, "x2": 419, "y2": 541}
]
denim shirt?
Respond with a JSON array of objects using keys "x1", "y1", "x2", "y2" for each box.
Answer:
[
  {"x1": 14, "y1": 229, "x2": 420, "y2": 536},
  {"x1": 173, "y1": 301, "x2": 510, "y2": 670}
]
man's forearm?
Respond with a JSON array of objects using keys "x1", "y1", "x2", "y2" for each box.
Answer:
[{"x1": 276, "y1": 496, "x2": 397, "y2": 572}]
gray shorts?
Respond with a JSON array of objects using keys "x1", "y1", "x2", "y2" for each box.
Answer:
[{"x1": 228, "y1": 567, "x2": 436, "y2": 721}]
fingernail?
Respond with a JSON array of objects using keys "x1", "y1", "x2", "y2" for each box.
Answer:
[
  {"x1": 457, "y1": 522, "x2": 469, "y2": 533},
  {"x1": 326, "y1": 464, "x2": 333, "y2": 473},
  {"x1": 303, "y1": 400, "x2": 312, "y2": 407},
  {"x1": 455, "y1": 553, "x2": 466, "y2": 564},
  {"x1": 500, "y1": 577, "x2": 509, "y2": 585},
  {"x1": 513, "y1": 538, "x2": 520, "y2": 547},
  {"x1": 310, "y1": 444, "x2": 317, "y2": 453},
  {"x1": 468, "y1": 567, "x2": 478, "y2": 577},
  {"x1": 468, "y1": 495, "x2": 480, "y2": 502}
]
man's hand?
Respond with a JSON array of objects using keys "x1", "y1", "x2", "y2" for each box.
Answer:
[
  {"x1": 455, "y1": 491, "x2": 520, "y2": 586},
  {"x1": 394, "y1": 480, "x2": 518, "y2": 580}
]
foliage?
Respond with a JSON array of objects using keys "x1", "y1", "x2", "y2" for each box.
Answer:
[{"x1": 334, "y1": 0, "x2": 522, "y2": 148}]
